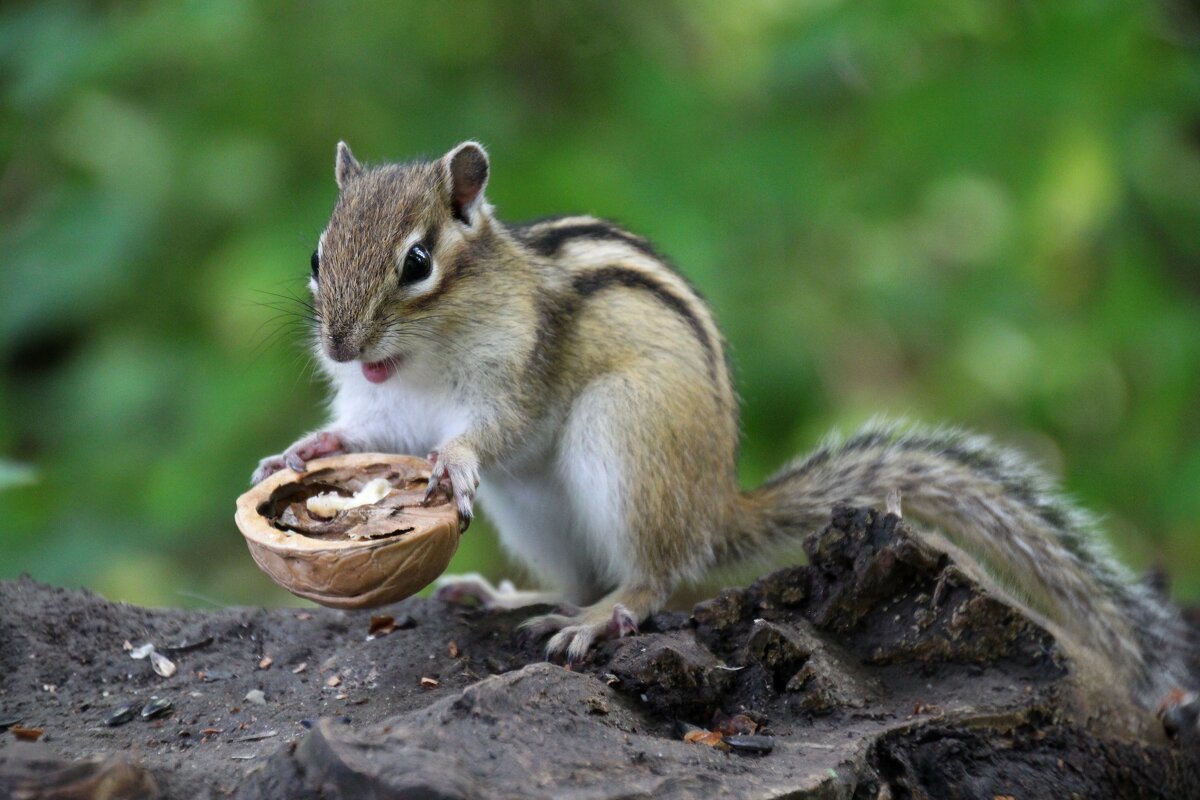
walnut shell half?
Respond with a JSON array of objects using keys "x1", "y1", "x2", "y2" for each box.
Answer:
[{"x1": 234, "y1": 453, "x2": 461, "y2": 609}]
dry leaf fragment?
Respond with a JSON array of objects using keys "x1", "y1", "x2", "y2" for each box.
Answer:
[
  {"x1": 368, "y1": 615, "x2": 396, "y2": 638},
  {"x1": 325, "y1": 675, "x2": 341, "y2": 688},
  {"x1": 292, "y1": 662, "x2": 307, "y2": 674},
  {"x1": 683, "y1": 729, "x2": 726, "y2": 748},
  {"x1": 712, "y1": 711, "x2": 759, "y2": 736},
  {"x1": 10, "y1": 726, "x2": 44, "y2": 742},
  {"x1": 296, "y1": 612, "x2": 313, "y2": 621},
  {"x1": 420, "y1": 677, "x2": 439, "y2": 689},
  {"x1": 447, "y1": 641, "x2": 459, "y2": 658},
  {"x1": 258, "y1": 657, "x2": 273, "y2": 670}
]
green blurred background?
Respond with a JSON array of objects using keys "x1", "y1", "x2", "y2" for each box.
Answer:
[{"x1": 2, "y1": 1, "x2": 1199, "y2": 609}]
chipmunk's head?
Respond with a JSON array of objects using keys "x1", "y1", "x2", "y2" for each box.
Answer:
[{"x1": 311, "y1": 140, "x2": 492, "y2": 383}]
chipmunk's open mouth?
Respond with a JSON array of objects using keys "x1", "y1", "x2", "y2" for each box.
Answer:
[{"x1": 361, "y1": 356, "x2": 402, "y2": 384}]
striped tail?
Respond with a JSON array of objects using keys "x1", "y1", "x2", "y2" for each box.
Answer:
[{"x1": 728, "y1": 421, "x2": 1189, "y2": 706}]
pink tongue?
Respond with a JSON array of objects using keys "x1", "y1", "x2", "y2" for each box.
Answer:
[{"x1": 362, "y1": 358, "x2": 398, "y2": 384}]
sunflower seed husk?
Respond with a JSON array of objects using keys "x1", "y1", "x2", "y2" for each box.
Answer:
[
  {"x1": 160, "y1": 636, "x2": 214, "y2": 654},
  {"x1": 106, "y1": 705, "x2": 137, "y2": 727},
  {"x1": 140, "y1": 697, "x2": 174, "y2": 720},
  {"x1": 149, "y1": 650, "x2": 177, "y2": 678},
  {"x1": 129, "y1": 643, "x2": 156, "y2": 659},
  {"x1": 722, "y1": 734, "x2": 775, "y2": 755}
]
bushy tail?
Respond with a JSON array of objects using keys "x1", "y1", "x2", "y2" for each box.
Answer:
[{"x1": 728, "y1": 420, "x2": 1188, "y2": 705}]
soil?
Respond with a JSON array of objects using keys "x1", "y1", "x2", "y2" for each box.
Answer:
[{"x1": 2, "y1": 506, "x2": 1197, "y2": 799}]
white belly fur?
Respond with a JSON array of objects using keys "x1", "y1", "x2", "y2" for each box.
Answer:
[
  {"x1": 328, "y1": 361, "x2": 471, "y2": 456},
  {"x1": 329, "y1": 360, "x2": 630, "y2": 605}
]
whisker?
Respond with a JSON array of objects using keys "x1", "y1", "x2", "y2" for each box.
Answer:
[
  {"x1": 249, "y1": 289, "x2": 319, "y2": 315},
  {"x1": 380, "y1": 328, "x2": 473, "y2": 361},
  {"x1": 237, "y1": 287, "x2": 323, "y2": 378},
  {"x1": 242, "y1": 313, "x2": 317, "y2": 368}
]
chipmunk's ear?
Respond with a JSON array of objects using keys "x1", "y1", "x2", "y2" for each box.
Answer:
[
  {"x1": 335, "y1": 141, "x2": 363, "y2": 189},
  {"x1": 444, "y1": 141, "x2": 489, "y2": 225}
]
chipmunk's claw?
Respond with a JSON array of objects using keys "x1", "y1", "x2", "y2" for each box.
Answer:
[
  {"x1": 519, "y1": 613, "x2": 577, "y2": 642},
  {"x1": 609, "y1": 603, "x2": 639, "y2": 638},
  {"x1": 524, "y1": 603, "x2": 641, "y2": 665},
  {"x1": 252, "y1": 431, "x2": 344, "y2": 484},
  {"x1": 421, "y1": 446, "x2": 478, "y2": 531}
]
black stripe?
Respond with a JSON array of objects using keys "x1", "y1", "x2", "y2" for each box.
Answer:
[
  {"x1": 406, "y1": 227, "x2": 486, "y2": 312},
  {"x1": 521, "y1": 221, "x2": 661, "y2": 260},
  {"x1": 424, "y1": 222, "x2": 442, "y2": 254},
  {"x1": 571, "y1": 266, "x2": 717, "y2": 377}
]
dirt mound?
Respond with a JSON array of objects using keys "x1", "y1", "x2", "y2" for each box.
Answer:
[{"x1": 2, "y1": 507, "x2": 1196, "y2": 799}]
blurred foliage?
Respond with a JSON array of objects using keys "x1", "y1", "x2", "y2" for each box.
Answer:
[{"x1": 1, "y1": 1, "x2": 1199, "y2": 608}]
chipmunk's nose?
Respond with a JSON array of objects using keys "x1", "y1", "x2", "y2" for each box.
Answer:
[{"x1": 325, "y1": 330, "x2": 363, "y2": 363}]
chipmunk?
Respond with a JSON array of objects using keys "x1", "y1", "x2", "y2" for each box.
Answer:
[{"x1": 252, "y1": 141, "x2": 1196, "y2": 741}]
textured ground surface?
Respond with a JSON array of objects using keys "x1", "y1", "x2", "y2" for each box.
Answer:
[{"x1": 2, "y1": 506, "x2": 1197, "y2": 799}]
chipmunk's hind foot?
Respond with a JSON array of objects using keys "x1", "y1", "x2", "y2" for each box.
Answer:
[
  {"x1": 1160, "y1": 689, "x2": 1200, "y2": 745},
  {"x1": 522, "y1": 584, "x2": 661, "y2": 664},
  {"x1": 435, "y1": 573, "x2": 563, "y2": 612}
]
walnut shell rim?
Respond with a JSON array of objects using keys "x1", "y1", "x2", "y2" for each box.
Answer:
[{"x1": 234, "y1": 453, "x2": 461, "y2": 609}]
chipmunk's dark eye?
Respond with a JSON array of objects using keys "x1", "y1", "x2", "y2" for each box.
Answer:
[
  {"x1": 400, "y1": 243, "x2": 432, "y2": 284},
  {"x1": 310, "y1": 249, "x2": 320, "y2": 281}
]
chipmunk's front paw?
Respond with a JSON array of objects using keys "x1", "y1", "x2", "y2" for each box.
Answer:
[
  {"x1": 251, "y1": 431, "x2": 344, "y2": 485},
  {"x1": 422, "y1": 443, "x2": 479, "y2": 530}
]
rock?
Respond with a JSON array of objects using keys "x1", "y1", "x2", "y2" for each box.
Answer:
[
  {"x1": 605, "y1": 633, "x2": 736, "y2": 720},
  {"x1": 0, "y1": 744, "x2": 159, "y2": 799}
]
